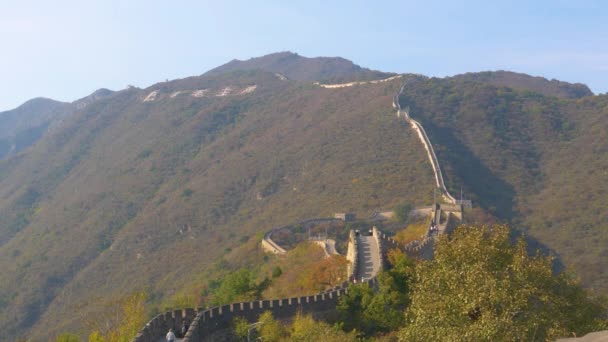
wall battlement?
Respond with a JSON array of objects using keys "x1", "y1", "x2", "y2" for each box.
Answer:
[{"x1": 133, "y1": 279, "x2": 377, "y2": 342}]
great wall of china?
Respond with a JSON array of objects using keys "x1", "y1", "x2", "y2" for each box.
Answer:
[{"x1": 132, "y1": 76, "x2": 464, "y2": 341}]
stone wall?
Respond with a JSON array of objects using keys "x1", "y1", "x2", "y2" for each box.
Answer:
[
  {"x1": 371, "y1": 227, "x2": 385, "y2": 272},
  {"x1": 261, "y1": 218, "x2": 340, "y2": 255},
  {"x1": 179, "y1": 279, "x2": 377, "y2": 342},
  {"x1": 395, "y1": 79, "x2": 457, "y2": 205},
  {"x1": 346, "y1": 230, "x2": 358, "y2": 280},
  {"x1": 131, "y1": 308, "x2": 197, "y2": 342}
]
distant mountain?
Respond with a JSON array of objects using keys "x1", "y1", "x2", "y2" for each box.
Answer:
[
  {"x1": 206, "y1": 51, "x2": 394, "y2": 82},
  {"x1": 73, "y1": 88, "x2": 115, "y2": 109},
  {"x1": 450, "y1": 70, "x2": 593, "y2": 99},
  {"x1": 0, "y1": 89, "x2": 115, "y2": 160},
  {"x1": 0, "y1": 98, "x2": 70, "y2": 159}
]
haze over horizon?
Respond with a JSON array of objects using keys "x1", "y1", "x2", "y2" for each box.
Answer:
[{"x1": 1, "y1": 0, "x2": 607, "y2": 111}]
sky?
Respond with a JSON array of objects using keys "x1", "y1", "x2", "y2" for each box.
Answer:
[{"x1": 1, "y1": 0, "x2": 607, "y2": 111}]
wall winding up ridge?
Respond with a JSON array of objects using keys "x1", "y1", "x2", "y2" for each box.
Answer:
[
  {"x1": 133, "y1": 77, "x2": 463, "y2": 342},
  {"x1": 393, "y1": 78, "x2": 457, "y2": 204}
]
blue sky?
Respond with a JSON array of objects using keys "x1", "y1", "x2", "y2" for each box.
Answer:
[{"x1": 1, "y1": 0, "x2": 607, "y2": 111}]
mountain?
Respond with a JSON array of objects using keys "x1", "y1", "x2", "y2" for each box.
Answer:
[
  {"x1": 450, "y1": 70, "x2": 593, "y2": 99},
  {"x1": 0, "y1": 53, "x2": 606, "y2": 340},
  {"x1": 0, "y1": 98, "x2": 70, "y2": 159},
  {"x1": 0, "y1": 69, "x2": 434, "y2": 340},
  {"x1": 0, "y1": 89, "x2": 115, "y2": 161},
  {"x1": 207, "y1": 51, "x2": 394, "y2": 82},
  {"x1": 73, "y1": 88, "x2": 115, "y2": 109},
  {"x1": 398, "y1": 75, "x2": 608, "y2": 292}
]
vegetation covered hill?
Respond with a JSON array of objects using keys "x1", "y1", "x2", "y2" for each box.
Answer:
[
  {"x1": 207, "y1": 51, "x2": 394, "y2": 83},
  {"x1": 450, "y1": 70, "x2": 593, "y2": 99},
  {"x1": 398, "y1": 75, "x2": 608, "y2": 293},
  {"x1": 0, "y1": 68, "x2": 434, "y2": 340}
]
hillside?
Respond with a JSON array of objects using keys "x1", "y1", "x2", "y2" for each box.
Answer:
[
  {"x1": 398, "y1": 75, "x2": 608, "y2": 292},
  {"x1": 0, "y1": 69, "x2": 434, "y2": 340},
  {"x1": 207, "y1": 51, "x2": 394, "y2": 83}
]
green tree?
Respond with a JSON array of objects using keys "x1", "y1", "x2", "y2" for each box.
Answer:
[
  {"x1": 271, "y1": 266, "x2": 282, "y2": 278},
  {"x1": 338, "y1": 255, "x2": 412, "y2": 336},
  {"x1": 258, "y1": 311, "x2": 284, "y2": 342},
  {"x1": 400, "y1": 225, "x2": 607, "y2": 341},
  {"x1": 394, "y1": 202, "x2": 413, "y2": 224},
  {"x1": 212, "y1": 268, "x2": 255, "y2": 305},
  {"x1": 290, "y1": 312, "x2": 358, "y2": 341},
  {"x1": 233, "y1": 316, "x2": 250, "y2": 340}
]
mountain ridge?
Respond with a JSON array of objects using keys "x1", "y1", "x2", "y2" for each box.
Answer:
[{"x1": 206, "y1": 51, "x2": 395, "y2": 83}]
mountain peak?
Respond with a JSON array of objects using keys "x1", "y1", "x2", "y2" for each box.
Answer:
[
  {"x1": 73, "y1": 88, "x2": 115, "y2": 109},
  {"x1": 207, "y1": 51, "x2": 394, "y2": 83}
]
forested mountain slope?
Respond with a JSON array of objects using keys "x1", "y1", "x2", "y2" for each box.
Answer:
[
  {"x1": 398, "y1": 76, "x2": 608, "y2": 292},
  {"x1": 0, "y1": 69, "x2": 434, "y2": 340}
]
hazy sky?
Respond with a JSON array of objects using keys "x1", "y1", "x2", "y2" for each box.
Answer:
[{"x1": 1, "y1": 0, "x2": 607, "y2": 111}]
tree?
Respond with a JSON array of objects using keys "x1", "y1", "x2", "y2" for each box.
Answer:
[
  {"x1": 271, "y1": 266, "x2": 282, "y2": 278},
  {"x1": 400, "y1": 225, "x2": 607, "y2": 341},
  {"x1": 337, "y1": 254, "x2": 413, "y2": 336},
  {"x1": 258, "y1": 311, "x2": 284, "y2": 342},
  {"x1": 290, "y1": 312, "x2": 358, "y2": 341},
  {"x1": 394, "y1": 202, "x2": 413, "y2": 224},
  {"x1": 232, "y1": 316, "x2": 249, "y2": 340},
  {"x1": 212, "y1": 268, "x2": 255, "y2": 305},
  {"x1": 86, "y1": 291, "x2": 147, "y2": 342}
]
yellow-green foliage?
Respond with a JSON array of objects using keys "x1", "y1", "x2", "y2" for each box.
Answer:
[
  {"x1": 394, "y1": 219, "x2": 428, "y2": 245},
  {"x1": 87, "y1": 291, "x2": 147, "y2": 342},
  {"x1": 289, "y1": 312, "x2": 358, "y2": 341},
  {"x1": 400, "y1": 225, "x2": 607, "y2": 341},
  {"x1": 245, "y1": 311, "x2": 358, "y2": 342},
  {"x1": 258, "y1": 311, "x2": 285, "y2": 342},
  {"x1": 55, "y1": 333, "x2": 80, "y2": 342}
]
